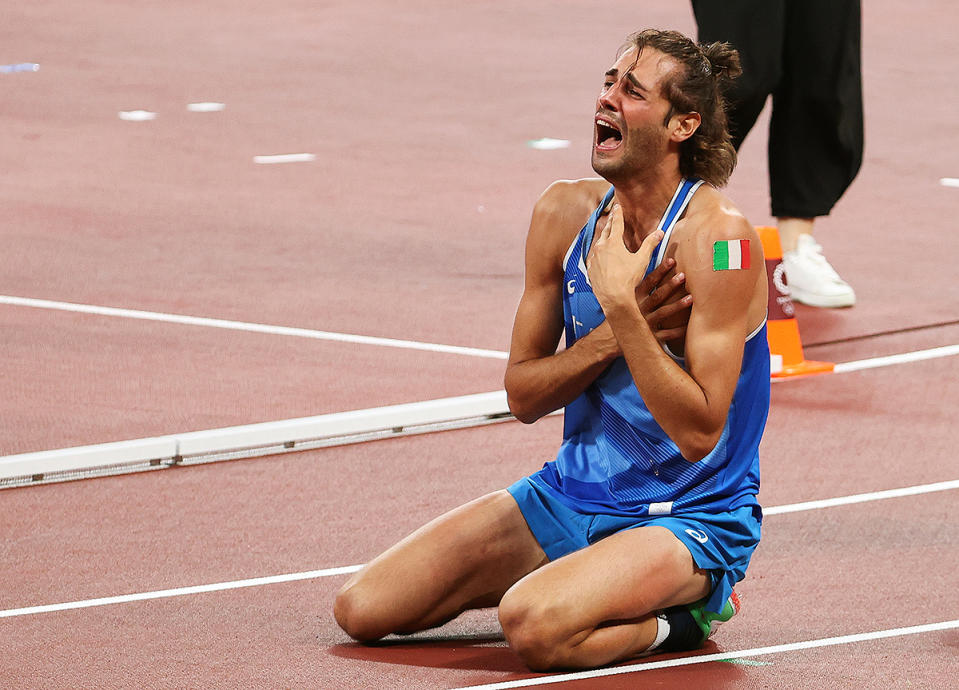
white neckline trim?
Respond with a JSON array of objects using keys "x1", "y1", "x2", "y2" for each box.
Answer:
[
  {"x1": 746, "y1": 317, "x2": 767, "y2": 342},
  {"x1": 653, "y1": 179, "x2": 704, "y2": 269},
  {"x1": 562, "y1": 233, "x2": 578, "y2": 272},
  {"x1": 664, "y1": 318, "x2": 768, "y2": 362}
]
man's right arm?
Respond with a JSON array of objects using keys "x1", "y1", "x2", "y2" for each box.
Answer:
[{"x1": 504, "y1": 181, "x2": 621, "y2": 424}]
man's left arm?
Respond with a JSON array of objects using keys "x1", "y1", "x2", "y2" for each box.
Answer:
[{"x1": 589, "y1": 206, "x2": 761, "y2": 462}]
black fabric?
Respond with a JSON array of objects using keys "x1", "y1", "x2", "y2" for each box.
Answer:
[
  {"x1": 691, "y1": 0, "x2": 864, "y2": 217},
  {"x1": 658, "y1": 609, "x2": 706, "y2": 652}
]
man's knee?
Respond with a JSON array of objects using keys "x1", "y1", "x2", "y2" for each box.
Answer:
[
  {"x1": 498, "y1": 589, "x2": 569, "y2": 671},
  {"x1": 333, "y1": 577, "x2": 389, "y2": 643}
]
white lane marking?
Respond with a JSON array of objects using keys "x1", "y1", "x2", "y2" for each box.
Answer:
[
  {"x1": 1, "y1": 63, "x2": 40, "y2": 73},
  {"x1": 451, "y1": 620, "x2": 959, "y2": 689},
  {"x1": 768, "y1": 343, "x2": 959, "y2": 384},
  {"x1": 186, "y1": 102, "x2": 225, "y2": 112},
  {"x1": 0, "y1": 565, "x2": 362, "y2": 619},
  {"x1": 763, "y1": 479, "x2": 959, "y2": 515},
  {"x1": 253, "y1": 153, "x2": 316, "y2": 164},
  {"x1": 940, "y1": 177, "x2": 959, "y2": 188},
  {"x1": 1, "y1": 478, "x2": 955, "y2": 620},
  {"x1": 5, "y1": 295, "x2": 959, "y2": 370},
  {"x1": 831, "y1": 344, "x2": 959, "y2": 373},
  {"x1": 0, "y1": 295, "x2": 508, "y2": 360},
  {"x1": 118, "y1": 110, "x2": 156, "y2": 121},
  {"x1": 527, "y1": 138, "x2": 571, "y2": 150}
]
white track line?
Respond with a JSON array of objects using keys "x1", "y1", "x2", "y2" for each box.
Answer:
[
  {"x1": 0, "y1": 565, "x2": 362, "y2": 619},
  {"x1": 1, "y1": 478, "x2": 955, "y2": 620},
  {"x1": 831, "y1": 344, "x2": 959, "y2": 373},
  {"x1": 0, "y1": 295, "x2": 508, "y2": 360},
  {"x1": 4, "y1": 294, "x2": 958, "y2": 369},
  {"x1": 451, "y1": 620, "x2": 959, "y2": 690},
  {"x1": 253, "y1": 153, "x2": 316, "y2": 164},
  {"x1": 763, "y1": 478, "x2": 959, "y2": 515}
]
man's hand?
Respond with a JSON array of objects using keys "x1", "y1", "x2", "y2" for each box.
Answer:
[
  {"x1": 587, "y1": 204, "x2": 665, "y2": 307},
  {"x1": 638, "y1": 259, "x2": 692, "y2": 343},
  {"x1": 587, "y1": 204, "x2": 691, "y2": 341}
]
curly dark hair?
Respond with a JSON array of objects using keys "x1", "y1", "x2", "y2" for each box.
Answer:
[{"x1": 619, "y1": 29, "x2": 742, "y2": 187}]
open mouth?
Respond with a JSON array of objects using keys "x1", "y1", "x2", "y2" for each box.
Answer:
[{"x1": 595, "y1": 116, "x2": 623, "y2": 151}]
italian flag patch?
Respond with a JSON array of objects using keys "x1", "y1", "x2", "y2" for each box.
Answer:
[{"x1": 713, "y1": 239, "x2": 751, "y2": 270}]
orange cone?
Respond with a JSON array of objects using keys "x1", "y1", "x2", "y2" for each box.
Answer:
[{"x1": 756, "y1": 226, "x2": 834, "y2": 378}]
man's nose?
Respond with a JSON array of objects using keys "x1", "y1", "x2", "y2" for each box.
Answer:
[{"x1": 598, "y1": 84, "x2": 619, "y2": 111}]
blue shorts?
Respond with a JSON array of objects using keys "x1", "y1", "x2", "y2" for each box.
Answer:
[{"x1": 507, "y1": 476, "x2": 762, "y2": 616}]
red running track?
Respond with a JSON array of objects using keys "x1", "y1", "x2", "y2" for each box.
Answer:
[{"x1": 2, "y1": 0, "x2": 958, "y2": 687}]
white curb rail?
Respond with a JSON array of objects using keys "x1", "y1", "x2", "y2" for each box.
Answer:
[{"x1": 1, "y1": 391, "x2": 513, "y2": 488}]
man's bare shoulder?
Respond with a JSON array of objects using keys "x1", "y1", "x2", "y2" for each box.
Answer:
[
  {"x1": 673, "y1": 185, "x2": 756, "y2": 249},
  {"x1": 534, "y1": 178, "x2": 611, "y2": 227},
  {"x1": 527, "y1": 178, "x2": 611, "y2": 263},
  {"x1": 670, "y1": 185, "x2": 767, "y2": 328}
]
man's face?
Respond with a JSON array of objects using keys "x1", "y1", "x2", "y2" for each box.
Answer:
[{"x1": 591, "y1": 46, "x2": 678, "y2": 181}]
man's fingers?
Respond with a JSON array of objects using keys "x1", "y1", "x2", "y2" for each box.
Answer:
[
  {"x1": 639, "y1": 269, "x2": 686, "y2": 319},
  {"x1": 640, "y1": 257, "x2": 676, "y2": 293},
  {"x1": 643, "y1": 271, "x2": 685, "y2": 308},
  {"x1": 599, "y1": 203, "x2": 623, "y2": 244},
  {"x1": 654, "y1": 325, "x2": 687, "y2": 343},
  {"x1": 639, "y1": 227, "x2": 665, "y2": 256},
  {"x1": 585, "y1": 239, "x2": 598, "y2": 271},
  {"x1": 595, "y1": 218, "x2": 609, "y2": 245},
  {"x1": 647, "y1": 293, "x2": 693, "y2": 322}
]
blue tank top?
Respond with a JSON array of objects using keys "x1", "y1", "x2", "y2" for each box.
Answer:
[{"x1": 533, "y1": 179, "x2": 770, "y2": 517}]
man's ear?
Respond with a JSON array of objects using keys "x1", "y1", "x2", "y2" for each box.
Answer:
[{"x1": 669, "y1": 111, "x2": 701, "y2": 143}]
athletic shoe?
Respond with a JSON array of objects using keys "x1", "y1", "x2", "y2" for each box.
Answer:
[
  {"x1": 782, "y1": 234, "x2": 856, "y2": 307},
  {"x1": 658, "y1": 590, "x2": 740, "y2": 652},
  {"x1": 687, "y1": 589, "x2": 741, "y2": 642}
]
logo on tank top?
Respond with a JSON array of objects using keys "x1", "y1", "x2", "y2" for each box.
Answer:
[{"x1": 567, "y1": 280, "x2": 576, "y2": 294}]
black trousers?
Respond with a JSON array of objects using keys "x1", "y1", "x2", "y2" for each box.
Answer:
[{"x1": 691, "y1": 0, "x2": 863, "y2": 218}]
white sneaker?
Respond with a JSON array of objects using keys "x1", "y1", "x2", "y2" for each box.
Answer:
[{"x1": 782, "y1": 234, "x2": 856, "y2": 308}]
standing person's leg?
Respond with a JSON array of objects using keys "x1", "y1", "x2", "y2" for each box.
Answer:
[
  {"x1": 691, "y1": 0, "x2": 785, "y2": 149},
  {"x1": 497, "y1": 526, "x2": 712, "y2": 670},
  {"x1": 773, "y1": 0, "x2": 862, "y2": 306},
  {"x1": 334, "y1": 490, "x2": 548, "y2": 641},
  {"x1": 771, "y1": 0, "x2": 863, "y2": 222}
]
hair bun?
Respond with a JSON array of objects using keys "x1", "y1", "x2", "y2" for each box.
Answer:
[{"x1": 702, "y1": 41, "x2": 742, "y2": 84}]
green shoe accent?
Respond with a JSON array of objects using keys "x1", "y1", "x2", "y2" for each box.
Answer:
[{"x1": 686, "y1": 590, "x2": 741, "y2": 642}]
